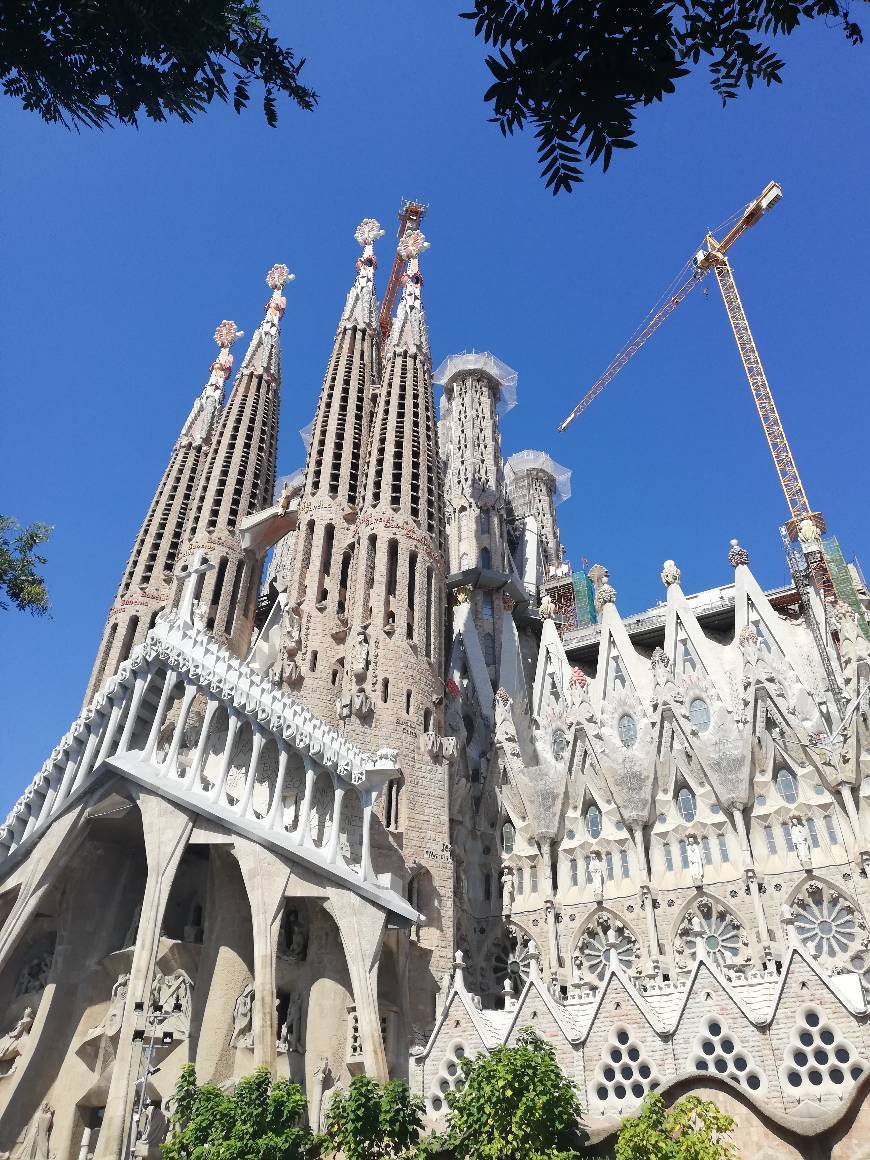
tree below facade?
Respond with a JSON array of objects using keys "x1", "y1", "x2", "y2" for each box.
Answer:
[{"x1": 615, "y1": 1092, "x2": 740, "y2": 1159}]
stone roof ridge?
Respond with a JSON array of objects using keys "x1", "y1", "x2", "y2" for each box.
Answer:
[{"x1": 501, "y1": 955, "x2": 582, "y2": 1046}]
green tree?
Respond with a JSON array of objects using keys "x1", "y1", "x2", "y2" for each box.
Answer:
[
  {"x1": 615, "y1": 1092, "x2": 740, "y2": 1160},
  {"x1": 0, "y1": 1, "x2": 316, "y2": 130},
  {"x1": 463, "y1": 0, "x2": 866, "y2": 192},
  {"x1": 323, "y1": 1074, "x2": 426, "y2": 1160},
  {"x1": 444, "y1": 1028, "x2": 583, "y2": 1160},
  {"x1": 161, "y1": 1063, "x2": 317, "y2": 1160},
  {"x1": 0, "y1": 516, "x2": 51, "y2": 615}
]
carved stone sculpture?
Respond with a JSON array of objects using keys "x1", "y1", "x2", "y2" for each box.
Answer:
[
  {"x1": 686, "y1": 835, "x2": 704, "y2": 886},
  {"x1": 20, "y1": 1103, "x2": 53, "y2": 1160},
  {"x1": 310, "y1": 1056, "x2": 333, "y2": 1133},
  {"x1": 791, "y1": 816, "x2": 812, "y2": 868},
  {"x1": 134, "y1": 1101, "x2": 168, "y2": 1158},
  {"x1": 501, "y1": 865, "x2": 515, "y2": 916},
  {"x1": 661, "y1": 560, "x2": 681, "y2": 587},
  {"x1": 230, "y1": 983, "x2": 254, "y2": 1049},
  {"x1": 0, "y1": 1008, "x2": 33, "y2": 1076},
  {"x1": 589, "y1": 851, "x2": 605, "y2": 902},
  {"x1": 284, "y1": 991, "x2": 303, "y2": 1052}
]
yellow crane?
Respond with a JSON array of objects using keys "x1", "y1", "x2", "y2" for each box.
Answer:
[{"x1": 558, "y1": 181, "x2": 834, "y2": 596}]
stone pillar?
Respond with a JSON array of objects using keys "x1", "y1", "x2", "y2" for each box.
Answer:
[
  {"x1": 233, "y1": 842, "x2": 292, "y2": 1074},
  {"x1": 93, "y1": 794, "x2": 193, "y2": 1160},
  {"x1": 327, "y1": 891, "x2": 389, "y2": 1081}
]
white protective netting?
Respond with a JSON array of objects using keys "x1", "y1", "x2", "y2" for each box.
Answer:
[
  {"x1": 273, "y1": 467, "x2": 305, "y2": 503},
  {"x1": 433, "y1": 351, "x2": 518, "y2": 416},
  {"x1": 299, "y1": 420, "x2": 314, "y2": 452},
  {"x1": 504, "y1": 450, "x2": 572, "y2": 504}
]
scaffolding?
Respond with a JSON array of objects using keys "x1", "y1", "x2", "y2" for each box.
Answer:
[{"x1": 823, "y1": 536, "x2": 870, "y2": 640}]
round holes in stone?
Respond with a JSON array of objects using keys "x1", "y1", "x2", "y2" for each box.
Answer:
[
  {"x1": 781, "y1": 1005, "x2": 867, "y2": 1100},
  {"x1": 688, "y1": 1015, "x2": 766, "y2": 1096},
  {"x1": 592, "y1": 1026, "x2": 660, "y2": 1116},
  {"x1": 428, "y1": 1039, "x2": 475, "y2": 1118}
]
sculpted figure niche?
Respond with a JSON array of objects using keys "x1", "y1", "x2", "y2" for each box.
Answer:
[{"x1": 0, "y1": 1008, "x2": 34, "y2": 1077}]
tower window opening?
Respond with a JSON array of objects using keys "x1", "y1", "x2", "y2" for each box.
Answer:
[
  {"x1": 823, "y1": 814, "x2": 839, "y2": 845},
  {"x1": 605, "y1": 851, "x2": 614, "y2": 880},
  {"x1": 501, "y1": 821, "x2": 515, "y2": 855},
  {"x1": 529, "y1": 865, "x2": 538, "y2": 893},
  {"x1": 480, "y1": 510, "x2": 490, "y2": 534},
  {"x1": 764, "y1": 825, "x2": 777, "y2": 854},
  {"x1": 386, "y1": 539, "x2": 398, "y2": 597},
  {"x1": 701, "y1": 836, "x2": 712, "y2": 865},
  {"x1": 782, "y1": 823, "x2": 795, "y2": 852},
  {"x1": 423, "y1": 708, "x2": 433, "y2": 732},
  {"x1": 515, "y1": 867, "x2": 524, "y2": 894},
  {"x1": 483, "y1": 632, "x2": 495, "y2": 666},
  {"x1": 381, "y1": 677, "x2": 390, "y2": 704},
  {"x1": 407, "y1": 552, "x2": 417, "y2": 639},
  {"x1": 425, "y1": 568, "x2": 433, "y2": 658},
  {"x1": 118, "y1": 615, "x2": 139, "y2": 665},
  {"x1": 570, "y1": 858, "x2": 578, "y2": 886},
  {"x1": 775, "y1": 768, "x2": 799, "y2": 805},
  {"x1": 480, "y1": 547, "x2": 492, "y2": 570},
  {"x1": 484, "y1": 871, "x2": 492, "y2": 902},
  {"x1": 585, "y1": 804, "x2": 602, "y2": 839},
  {"x1": 309, "y1": 650, "x2": 318, "y2": 673},
  {"x1": 337, "y1": 546, "x2": 353, "y2": 616},
  {"x1": 662, "y1": 841, "x2": 674, "y2": 871},
  {"x1": 551, "y1": 860, "x2": 558, "y2": 892},
  {"x1": 620, "y1": 848, "x2": 630, "y2": 878},
  {"x1": 718, "y1": 833, "x2": 730, "y2": 863},
  {"x1": 676, "y1": 787, "x2": 696, "y2": 823},
  {"x1": 211, "y1": 556, "x2": 229, "y2": 610},
  {"x1": 385, "y1": 778, "x2": 401, "y2": 830},
  {"x1": 679, "y1": 839, "x2": 689, "y2": 869},
  {"x1": 807, "y1": 816, "x2": 821, "y2": 847},
  {"x1": 405, "y1": 689, "x2": 413, "y2": 715},
  {"x1": 224, "y1": 561, "x2": 243, "y2": 636}
]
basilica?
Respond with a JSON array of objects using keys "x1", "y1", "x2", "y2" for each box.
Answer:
[{"x1": 1, "y1": 217, "x2": 870, "y2": 1159}]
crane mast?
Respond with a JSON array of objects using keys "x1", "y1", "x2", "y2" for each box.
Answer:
[
  {"x1": 559, "y1": 181, "x2": 836, "y2": 601},
  {"x1": 379, "y1": 199, "x2": 427, "y2": 344}
]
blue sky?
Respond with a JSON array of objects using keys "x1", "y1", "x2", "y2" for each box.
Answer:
[{"x1": 1, "y1": 2, "x2": 868, "y2": 811}]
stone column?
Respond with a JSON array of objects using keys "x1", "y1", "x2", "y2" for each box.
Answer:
[
  {"x1": 93, "y1": 793, "x2": 194, "y2": 1160},
  {"x1": 233, "y1": 841, "x2": 292, "y2": 1074},
  {"x1": 327, "y1": 891, "x2": 389, "y2": 1081}
]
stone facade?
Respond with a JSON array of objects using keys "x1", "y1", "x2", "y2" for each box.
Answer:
[{"x1": 2, "y1": 217, "x2": 870, "y2": 1159}]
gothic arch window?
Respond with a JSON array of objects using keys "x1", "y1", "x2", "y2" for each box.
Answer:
[
  {"x1": 483, "y1": 632, "x2": 495, "y2": 666},
  {"x1": 480, "y1": 510, "x2": 491, "y2": 534},
  {"x1": 480, "y1": 547, "x2": 492, "y2": 570},
  {"x1": 481, "y1": 593, "x2": 495, "y2": 620},
  {"x1": 775, "y1": 768, "x2": 799, "y2": 805},
  {"x1": 585, "y1": 804, "x2": 602, "y2": 840},
  {"x1": 617, "y1": 714, "x2": 637, "y2": 749},
  {"x1": 689, "y1": 698, "x2": 711, "y2": 732},
  {"x1": 502, "y1": 821, "x2": 515, "y2": 855},
  {"x1": 677, "y1": 786, "x2": 697, "y2": 823}
]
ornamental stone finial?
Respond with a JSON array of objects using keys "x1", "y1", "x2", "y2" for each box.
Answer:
[
  {"x1": 208, "y1": 321, "x2": 243, "y2": 388},
  {"x1": 661, "y1": 560, "x2": 681, "y2": 588},
  {"x1": 355, "y1": 218, "x2": 385, "y2": 248},
  {"x1": 266, "y1": 263, "x2": 294, "y2": 292},
  {"x1": 398, "y1": 229, "x2": 429, "y2": 262},
  {"x1": 263, "y1": 263, "x2": 294, "y2": 334},
  {"x1": 728, "y1": 539, "x2": 750, "y2": 568}
]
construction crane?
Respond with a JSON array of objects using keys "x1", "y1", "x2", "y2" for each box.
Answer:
[
  {"x1": 379, "y1": 199, "x2": 427, "y2": 343},
  {"x1": 557, "y1": 181, "x2": 835, "y2": 600}
]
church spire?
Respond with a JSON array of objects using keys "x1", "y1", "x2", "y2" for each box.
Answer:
[
  {"x1": 279, "y1": 221, "x2": 384, "y2": 720},
  {"x1": 183, "y1": 265, "x2": 291, "y2": 654},
  {"x1": 385, "y1": 229, "x2": 431, "y2": 358},
  {"x1": 84, "y1": 319, "x2": 242, "y2": 704}
]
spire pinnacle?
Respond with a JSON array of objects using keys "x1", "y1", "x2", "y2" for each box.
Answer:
[
  {"x1": 207, "y1": 320, "x2": 243, "y2": 389},
  {"x1": 398, "y1": 229, "x2": 429, "y2": 304},
  {"x1": 339, "y1": 219, "x2": 384, "y2": 330},
  {"x1": 263, "y1": 263, "x2": 294, "y2": 336},
  {"x1": 387, "y1": 230, "x2": 430, "y2": 355}
]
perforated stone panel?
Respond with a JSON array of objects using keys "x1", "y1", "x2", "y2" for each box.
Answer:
[
  {"x1": 427, "y1": 1038, "x2": 478, "y2": 1118},
  {"x1": 591, "y1": 1026, "x2": 661, "y2": 1117},
  {"x1": 781, "y1": 1003, "x2": 867, "y2": 1099},
  {"x1": 687, "y1": 1014, "x2": 767, "y2": 1096}
]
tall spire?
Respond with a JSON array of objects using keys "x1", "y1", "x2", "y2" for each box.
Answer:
[
  {"x1": 84, "y1": 319, "x2": 242, "y2": 704},
  {"x1": 183, "y1": 265, "x2": 291, "y2": 654},
  {"x1": 279, "y1": 222, "x2": 384, "y2": 721},
  {"x1": 342, "y1": 230, "x2": 453, "y2": 1026}
]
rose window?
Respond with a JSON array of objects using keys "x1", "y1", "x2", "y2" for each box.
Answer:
[
  {"x1": 579, "y1": 919, "x2": 636, "y2": 981},
  {"x1": 792, "y1": 887, "x2": 862, "y2": 961},
  {"x1": 493, "y1": 933, "x2": 533, "y2": 994},
  {"x1": 678, "y1": 903, "x2": 742, "y2": 968}
]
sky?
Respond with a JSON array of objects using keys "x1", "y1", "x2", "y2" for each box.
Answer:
[{"x1": 1, "y1": 2, "x2": 868, "y2": 813}]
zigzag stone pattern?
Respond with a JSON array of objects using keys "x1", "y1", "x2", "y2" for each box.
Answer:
[{"x1": 2, "y1": 226, "x2": 870, "y2": 1159}]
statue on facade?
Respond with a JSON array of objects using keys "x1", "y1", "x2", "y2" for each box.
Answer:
[
  {"x1": 19, "y1": 1103, "x2": 53, "y2": 1160},
  {"x1": 539, "y1": 593, "x2": 555, "y2": 620},
  {"x1": 686, "y1": 835, "x2": 705, "y2": 887},
  {"x1": 284, "y1": 991, "x2": 303, "y2": 1053},
  {"x1": 0, "y1": 1008, "x2": 33, "y2": 1076},
  {"x1": 589, "y1": 852, "x2": 605, "y2": 902},
  {"x1": 351, "y1": 630, "x2": 369, "y2": 680},
  {"x1": 791, "y1": 816, "x2": 812, "y2": 868},
  {"x1": 230, "y1": 983, "x2": 254, "y2": 1049},
  {"x1": 310, "y1": 1056, "x2": 333, "y2": 1133},
  {"x1": 284, "y1": 910, "x2": 308, "y2": 961},
  {"x1": 134, "y1": 1101, "x2": 168, "y2": 1158},
  {"x1": 16, "y1": 952, "x2": 52, "y2": 997},
  {"x1": 100, "y1": 973, "x2": 129, "y2": 1037},
  {"x1": 501, "y1": 865, "x2": 515, "y2": 916}
]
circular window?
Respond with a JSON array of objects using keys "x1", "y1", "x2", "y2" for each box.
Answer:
[
  {"x1": 775, "y1": 768, "x2": 799, "y2": 805},
  {"x1": 689, "y1": 698, "x2": 711, "y2": 732},
  {"x1": 585, "y1": 804, "x2": 602, "y2": 839},
  {"x1": 705, "y1": 934, "x2": 721, "y2": 951},
  {"x1": 617, "y1": 715, "x2": 637, "y2": 748},
  {"x1": 677, "y1": 787, "x2": 697, "y2": 823}
]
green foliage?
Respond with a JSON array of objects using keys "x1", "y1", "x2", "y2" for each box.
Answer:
[
  {"x1": 462, "y1": 0, "x2": 865, "y2": 192},
  {"x1": 0, "y1": 516, "x2": 51, "y2": 615},
  {"x1": 615, "y1": 1092, "x2": 740, "y2": 1160},
  {"x1": 162, "y1": 1064, "x2": 317, "y2": 1160},
  {"x1": 444, "y1": 1027, "x2": 583, "y2": 1160},
  {"x1": 0, "y1": 0, "x2": 317, "y2": 130},
  {"x1": 323, "y1": 1074, "x2": 425, "y2": 1160}
]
